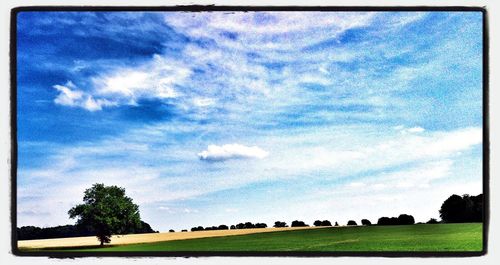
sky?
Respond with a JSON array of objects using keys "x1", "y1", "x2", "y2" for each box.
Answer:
[{"x1": 17, "y1": 11, "x2": 483, "y2": 231}]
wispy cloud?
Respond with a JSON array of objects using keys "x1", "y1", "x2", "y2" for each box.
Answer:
[{"x1": 198, "y1": 144, "x2": 269, "y2": 162}]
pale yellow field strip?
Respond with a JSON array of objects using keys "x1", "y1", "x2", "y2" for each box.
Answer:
[{"x1": 18, "y1": 226, "x2": 330, "y2": 249}]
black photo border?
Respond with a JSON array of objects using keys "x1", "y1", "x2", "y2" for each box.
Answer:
[{"x1": 10, "y1": 5, "x2": 490, "y2": 258}]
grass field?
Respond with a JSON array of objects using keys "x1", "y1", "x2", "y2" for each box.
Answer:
[{"x1": 40, "y1": 223, "x2": 482, "y2": 252}]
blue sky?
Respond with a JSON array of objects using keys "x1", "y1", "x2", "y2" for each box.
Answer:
[{"x1": 17, "y1": 11, "x2": 483, "y2": 231}]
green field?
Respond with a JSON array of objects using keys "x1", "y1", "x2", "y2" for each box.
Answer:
[{"x1": 64, "y1": 223, "x2": 482, "y2": 252}]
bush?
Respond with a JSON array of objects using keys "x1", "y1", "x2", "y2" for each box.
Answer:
[
  {"x1": 361, "y1": 219, "x2": 371, "y2": 226},
  {"x1": 334, "y1": 222, "x2": 339, "y2": 226},
  {"x1": 347, "y1": 220, "x2": 357, "y2": 226}
]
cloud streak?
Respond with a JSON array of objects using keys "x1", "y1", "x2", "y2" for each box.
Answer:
[{"x1": 198, "y1": 144, "x2": 269, "y2": 162}]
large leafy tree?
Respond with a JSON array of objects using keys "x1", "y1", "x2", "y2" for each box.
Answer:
[
  {"x1": 439, "y1": 194, "x2": 483, "y2": 223},
  {"x1": 68, "y1": 183, "x2": 141, "y2": 246}
]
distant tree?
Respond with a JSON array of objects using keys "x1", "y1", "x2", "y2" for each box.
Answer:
[
  {"x1": 218, "y1": 225, "x2": 229, "y2": 230},
  {"x1": 426, "y1": 218, "x2": 439, "y2": 224},
  {"x1": 390, "y1": 217, "x2": 400, "y2": 225},
  {"x1": 377, "y1": 217, "x2": 391, "y2": 225},
  {"x1": 291, "y1": 220, "x2": 308, "y2": 227},
  {"x1": 181, "y1": 229, "x2": 187, "y2": 232},
  {"x1": 236, "y1": 223, "x2": 245, "y2": 229},
  {"x1": 191, "y1": 226, "x2": 204, "y2": 232},
  {"x1": 255, "y1": 223, "x2": 267, "y2": 228},
  {"x1": 313, "y1": 220, "x2": 331, "y2": 226},
  {"x1": 321, "y1": 220, "x2": 332, "y2": 226},
  {"x1": 273, "y1": 221, "x2": 288, "y2": 228},
  {"x1": 347, "y1": 220, "x2": 357, "y2": 226},
  {"x1": 68, "y1": 183, "x2": 141, "y2": 246},
  {"x1": 128, "y1": 221, "x2": 157, "y2": 234},
  {"x1": 244, "y1": 222, "x2": 255, "y2": 229},
  {"x1": 169, "y1": 229, "x2": 175, "y2": 233},
  {"x1": 361, "y1": 219, "x2": 371, "y2": 226},
  {"x1": 398, "y1": 214, "x2": 415, "y2": 225},
  {"x1": 440, "y1": 194, "x2": 483, "y2": 223},
  {"x1": 230, "y1": 225, "x2": 236, "y2": 229},
  {"x1": 334, "y1": 222, "x2": 339, "y2": 226}
]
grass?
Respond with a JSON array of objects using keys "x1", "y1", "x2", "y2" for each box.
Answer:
[{"x1": 55, "y1": 223, "x2": 482, "y2": 252}]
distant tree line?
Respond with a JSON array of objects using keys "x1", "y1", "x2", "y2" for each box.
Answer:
[
  {"x1": 17, "y1": 221, "x2": 157, "y2": 241},
  {"x1": 191, "y1": 222, "x2": 268, "y2": 232},
  {"x1": 377, "y1": 214, "x2": 415, "y2": 225}
]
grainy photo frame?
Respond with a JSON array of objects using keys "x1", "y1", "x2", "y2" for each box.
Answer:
[{"x1": 10, "y1": 5, "x2": 489, "y2": 258}]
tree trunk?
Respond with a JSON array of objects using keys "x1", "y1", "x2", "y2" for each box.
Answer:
[{"x1": 100, "y1": 238, "x2": 104, "y2": 247}]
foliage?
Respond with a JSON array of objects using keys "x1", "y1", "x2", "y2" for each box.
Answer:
[
  {"x1": 347, "y1": 220, "x2": 357, "y2": 226},
  {"x1": 361, "y1": 219, "x2": 372, "y2": 226},
  {"x1": 273, "y1": 221, "x2": 288, "y2": 228},
  {"x1": 427, "y1": 218, "x2": 439, "y2": 224},
  {"x1": 397, "y1": 214, "x2": 415, "y2": 225},
  {"x1": 439, "y1": 194, "x2": 483, "y2": 223},
  {"x1": 68, "y1": 183, "x2": 141, "y2": 246},
  {"x1": 291, "y1": 220, "x2": 308, "y2": 227},
  {"x1": 377, "y1": 214, "x2": 415, "y2": 225},
  {"x1": 314, "y1": 220, "x2": 332, "y2": 226}
]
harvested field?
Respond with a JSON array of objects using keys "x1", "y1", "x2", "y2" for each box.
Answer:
[{"x1": 18, "y1": 226, "x2": 327, "y2": 250}]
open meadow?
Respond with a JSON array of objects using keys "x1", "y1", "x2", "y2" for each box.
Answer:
[{"x1": 19, "y1": 223, "x2": 483, "y2": 252}]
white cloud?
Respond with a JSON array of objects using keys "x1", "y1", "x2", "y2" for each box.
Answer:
[
  {"x1": 164, "y1": 12, "x2": 377, "y2": 51},
  {"x1": 193, "y1": 97, "x2": 216, "y2": 107},
  {"x1": 53, "y1": 81, "x2": 116, "y2": 111},
  {"x1": 198, "y1": 143, "x2": 269, "y2": 162}
]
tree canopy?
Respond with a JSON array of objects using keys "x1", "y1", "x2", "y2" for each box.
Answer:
[
  {"x1": 439, "y1": 194, "x2": 483, "y2": 223},
  {"x1": 68, "y1": 183, "x2": 141, "y2": 246}
]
